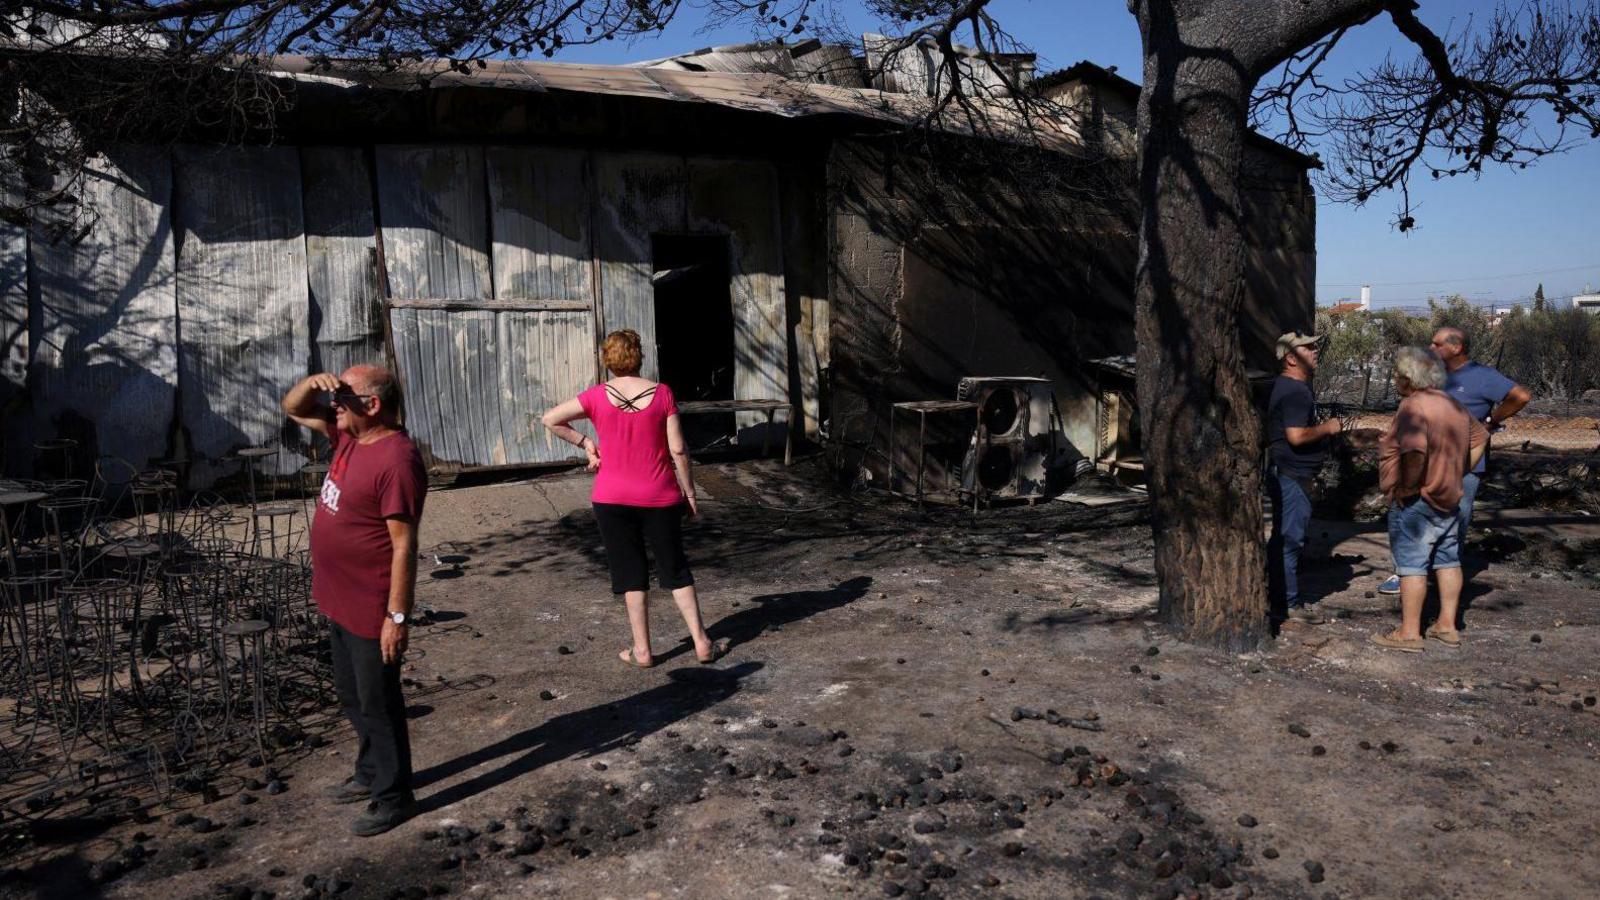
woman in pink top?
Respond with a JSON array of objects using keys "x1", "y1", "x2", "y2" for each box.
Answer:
[{"x1": 541, "y1": 330, "x2": 726, "y2": 667}]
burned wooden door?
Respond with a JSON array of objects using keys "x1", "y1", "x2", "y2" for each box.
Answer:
[{"x1": 377, "y1": 145, "x2": 596, "y2": 470}]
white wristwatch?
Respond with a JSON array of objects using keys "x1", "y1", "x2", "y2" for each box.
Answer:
[{"x1": 388, "y1": 610, "x2": 408, "y2": 625}]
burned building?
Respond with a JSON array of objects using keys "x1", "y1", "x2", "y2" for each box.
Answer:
[{"x1": 0, "y1": 39, "x2": 1315, "y2": 497}]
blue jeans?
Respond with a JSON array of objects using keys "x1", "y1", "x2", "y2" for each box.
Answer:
[
  {"x1": 1388, "y1": 472, "x2": 1482, "y2": 577},
  {"x1": 1457, "y1": 471, "x2": 1481, "y2": 544},
  {"x1": 1388, "y1": 498, "x2": 1461, "y2": 576},
  {"x1": 1267, "y1": 473, "x2": 1312, "y2": 609}
]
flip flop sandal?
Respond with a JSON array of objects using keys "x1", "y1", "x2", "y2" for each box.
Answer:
[
  {"x1": 696, "y1": 638, "x2": 731, "y2": 665},
  {"x1": 1425, "y1": 625, "x2": 1462, "y2": 647},
  {"x1": 1369, "y1": 631, "x2": 1425, "y2": 653},
  {"x1": 619, "y1": 648, "x2": 655, "y2": 668}
]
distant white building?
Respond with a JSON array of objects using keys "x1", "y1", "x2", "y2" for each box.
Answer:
[{"x1": 1574, "y1": 292, "x2": 1600, "y2": 313}]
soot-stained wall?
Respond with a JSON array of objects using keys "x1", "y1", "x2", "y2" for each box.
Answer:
[{"x1": 825, "y1": 134, "x2": 1316, "y2": 493}]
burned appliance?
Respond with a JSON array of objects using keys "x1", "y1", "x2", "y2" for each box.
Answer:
[{"x1": 954, "y1": 376, "x2": 1061, "y2": 501}]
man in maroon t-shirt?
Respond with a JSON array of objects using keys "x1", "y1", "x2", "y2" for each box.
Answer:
[{"x1": 283, "y1": 364, "x2": 426, "y2": 836}]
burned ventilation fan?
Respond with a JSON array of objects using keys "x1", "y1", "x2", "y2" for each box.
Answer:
[{"x1": 954, "y1": 376, "x2": 1061, "y2": 501}]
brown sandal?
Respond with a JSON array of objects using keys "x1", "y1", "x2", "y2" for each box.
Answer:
[
  {"x1": 696, "y1": 638, "x2": 731, "y2": 665},
  {"x1": 619, "y1": 648, "x2": 655, "y2": 668},
  {"x1": 1425, "y1": 625, "x2": 1462, "y2": 647},
  {"x1": 1369, "y1": 631, "x2": 1425, "y2": 653}
]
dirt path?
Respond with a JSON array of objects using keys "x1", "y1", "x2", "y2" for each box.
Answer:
[{"x1": 7, "y1": 460, "x2": 1599, "y2": 899}]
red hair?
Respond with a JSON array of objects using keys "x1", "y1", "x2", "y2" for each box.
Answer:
[{"x1": 601, "y1": 330, "x2": 643, "y2": 376}]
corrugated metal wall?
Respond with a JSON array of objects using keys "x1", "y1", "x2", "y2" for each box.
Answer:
[
  {"x1": 28, "y1": 148, "x2": 177, "y2": 477},
  {"x1": 301, "y1": 147, "x2": 385, "y2": 379},
  {"x1": 487, "y1": 148, "x2": 599, "y2": 464},
  {"x1": 383, "y1": 145, "x2": 602, "y2": 468},
  {"x1": 174, "y1": 146, "x2": 311, "y2": 484},
  {"x1": 1, "y1": 142, "x2": 797, "y2": 481}
]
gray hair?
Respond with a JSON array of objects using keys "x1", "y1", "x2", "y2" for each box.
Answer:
[
  {"x1": 1394, "y1": 346, "x2": 1446, "y2": 391},
  {"x1": 1434, "y1": 326, "x2": 1468, "y2": 354}
]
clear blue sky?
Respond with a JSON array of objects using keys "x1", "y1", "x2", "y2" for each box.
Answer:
[{"x1": 553, "y1": 1, "x2": 1600, "y2": 309}]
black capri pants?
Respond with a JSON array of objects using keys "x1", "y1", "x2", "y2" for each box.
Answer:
[{"x1": 592, "y1": 502, "x2": 695, "y2": 594}]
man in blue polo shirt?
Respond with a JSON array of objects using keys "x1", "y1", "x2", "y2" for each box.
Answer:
[
  {"x1": 1267, "y1": 332, "x2": 1344, "y2": 623},
  {"x1": 1377, "y1": 326, "x2": 1531, "y2": 593}
]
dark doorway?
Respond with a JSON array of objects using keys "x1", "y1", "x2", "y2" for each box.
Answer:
[{"x1": 652, "y1": 234, "x2": 736, "y2": 449}]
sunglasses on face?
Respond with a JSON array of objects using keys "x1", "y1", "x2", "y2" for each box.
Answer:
[{"x1": 330, "y1": 390, "x2": 375, "y2": 410}]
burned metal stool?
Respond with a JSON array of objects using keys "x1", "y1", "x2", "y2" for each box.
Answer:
[
  {"x1": 32, "y1": 437, "x2": 79, "y2": 481},
  {"x1": 234, "y1": 447, "x2": 281, "y2": 554},
  {"x1": 38, "y1": 496, "x2": 99, "y2": 572},
  {"x1": 220, "y1": 619, "x2": 272, "y2": 760},
  {"x1": 233, "y1": 446, "x2": 279, "y2": 512},
  {"x1": 56, "y1": 579, "x2": 137, "y2": 743},
  {"x1": 1, "y1": 569, "x2": 70, "y2": 743},
  {"x1": 299, "y1": 461, "x2": 328, "y2": 530},
  {"x1": 130, "y1": 477, "x2": 179, "y2": 552},
  {"x1": 250, "y1": 506, "x2": 299, "y2": 559},
  {"x1": 97, "y1": 539, "x2": 161, "y2": 710},
  {"x1": 0, "y1": 489, "x2": 48, "y2": 577}
]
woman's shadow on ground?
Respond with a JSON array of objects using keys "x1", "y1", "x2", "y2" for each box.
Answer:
[
  {"x1": 413, "y1": 661, "x2": 763, "y2": 814},
  {"x1": 649, "y1": 575, "x2": 875, "y2": 665},
  {"x1": 414, "y1": 576, "x2": 873, "y2": 812}
]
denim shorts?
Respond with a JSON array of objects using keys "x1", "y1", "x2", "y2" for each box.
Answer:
[{"x1": 1387, "y1": 498, "x2": 1461, "y2": 577}]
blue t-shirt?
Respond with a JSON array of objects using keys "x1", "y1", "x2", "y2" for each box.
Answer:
[
  {"x1": 1266, "y1": 375, "x2": 1325, "y2": 480},
  {"x1": 1445, "y1": 361, "x2": 1514, "y2": 474}
]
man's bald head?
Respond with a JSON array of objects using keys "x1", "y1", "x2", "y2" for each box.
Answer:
[{"x1": 341, "y1": 364, "x2": 403, "y2": 424}]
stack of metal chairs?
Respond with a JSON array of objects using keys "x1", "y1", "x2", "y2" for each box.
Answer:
[{"x1": 0, "y1": 449, "x2": 329, "y2": 828}]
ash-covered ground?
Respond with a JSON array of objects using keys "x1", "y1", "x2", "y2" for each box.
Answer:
[{"x1": 6, "y1": 454, "x2": 1599, "y2": 900}]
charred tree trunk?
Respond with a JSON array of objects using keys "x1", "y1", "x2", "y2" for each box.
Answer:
[{"x1": 1132, "y1": 8, "x2": 1269, "y2": 648}]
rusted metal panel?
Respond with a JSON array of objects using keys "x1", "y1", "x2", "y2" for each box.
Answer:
[
  {"x1": 687, "y1": 159, "x2": 789, "y2": 435},
  {"x1": 487, "y1": 146, "x2": 593, "y2": 305},
  {"x1": 390, "y1": 307, "x2": 594, "y2": 468},
  {"x1": 375, "y1": 146, "x2": 491, "y2": 300},
  {"x1": 174, "y1": 145, "x2": 310, "y2": 486},
  {"x1": 28, "y1": 147, "x2": 177, "y2": 473},
  {"x1": 301, "y1": 147, "x2": 384, "y2": 377},
  {"x1": 594, "y1": 152, "x2": 687, "y2": 380}
]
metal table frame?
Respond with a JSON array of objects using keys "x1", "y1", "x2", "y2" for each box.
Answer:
[
  {"x1": 676, "y1": 399, "x2": 794, "y2": 465},
  {"x1": 888, "y1": 400, "x2": 981, "y2": 511}
]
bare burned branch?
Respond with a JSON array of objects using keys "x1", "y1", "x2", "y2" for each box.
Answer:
[{"x1": 1308, "y1": 0, "x2": 1600, "y2": 230}]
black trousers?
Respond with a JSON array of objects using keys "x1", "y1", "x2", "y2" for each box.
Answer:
[
  {"x1": 592, "y1": 502, "x2": 694, "y2": 594},
  {"x1": 329, "y1": 620, "x2": 413, "y2": 808}
]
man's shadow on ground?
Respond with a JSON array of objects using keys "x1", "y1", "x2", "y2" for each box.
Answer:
[
  {"x1": 413, "y1": 661, "x2": 763, "y2": 814},
  {"x1": 648, "y1": 575, "x2": 874, "y2": 666}
]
